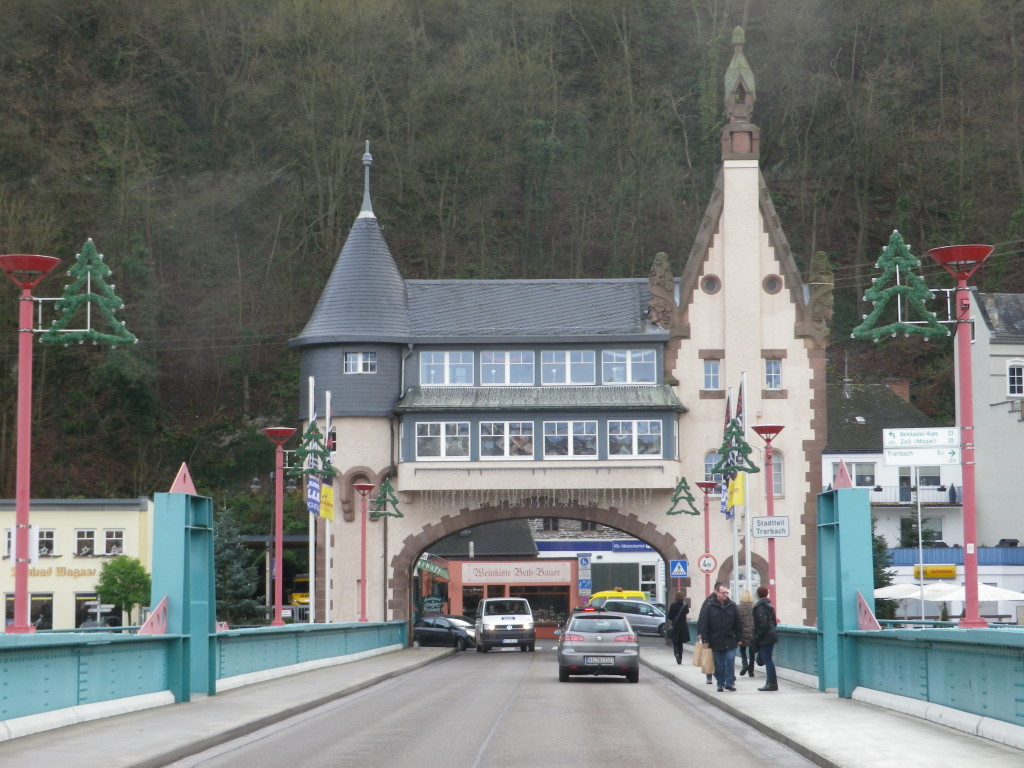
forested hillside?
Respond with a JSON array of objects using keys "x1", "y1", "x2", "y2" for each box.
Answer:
[{"x1": 1, "y1": 0, "x2": 1022, "y2": 500}]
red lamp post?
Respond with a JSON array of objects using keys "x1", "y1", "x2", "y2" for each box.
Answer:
[
  {"x1": 262, "y1": 427, "x2": 296, "y2": 627},
  {"x1": 752, "y1": 425, "x2": 784, "y2": 603},
  {"x1": 927, "y1": 243, "x2": 993, "y2": 629},
  {"x1": 0, "y1": 254, "x2": 61, "y2": 633},
  {"x1": 353, "y1": 482, "x2": 375, "y2": 622},
  {"x1": 696, "y1": 481, "x2": 719, "y2": 598}
]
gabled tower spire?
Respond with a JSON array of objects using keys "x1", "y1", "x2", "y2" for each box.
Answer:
[
  {"x1": 359, "y1": 140, "x2": 374, "y2": 219},
  {"x1": 721, "y1": 27, "x2": 760, "y2": 159}
]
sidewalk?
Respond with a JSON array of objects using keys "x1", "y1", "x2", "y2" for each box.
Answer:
[{"x1": 644, "y1": 645, "x2": 1024, "y2": 768}]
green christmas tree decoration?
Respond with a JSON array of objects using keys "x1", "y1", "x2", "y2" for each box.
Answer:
[
  {"x1": 39, "y1": 239, "x2": 138, "y2": 347},
  {"x1": 666, "y1": 476, "x2": 701, "y2": 516},
  {"x1": 850, "y1": 230, "x2": 949, "y2": 342},
  {"x1": 287, "y1": 422, "x2": 338, "y2": 479},
  {"x1": 711, "y1": 419, "x2": 760, "y2": 477},
  {"x1": 370, "y1": 477, "x2": 402, "y2": 518}
]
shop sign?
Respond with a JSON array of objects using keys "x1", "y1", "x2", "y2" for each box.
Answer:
[
  {"x1": 462, "y1": 562, "x2": 572, "y2": 584},
  {"x1": 416, "y1": 557, "x2": 449, "y2": 579},
  {"x1": 913, "y1": 564, "x2": 956, "y2": 579}
]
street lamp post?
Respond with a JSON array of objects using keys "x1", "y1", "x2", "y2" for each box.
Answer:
[
  {"x1": 262, "y1": 427, "x2": 296, "y2": 627},
  {"x1": 0, "y1": 254, "x2": 61, "y2": 633},
  {"x1": 353, "y1": 483, "x2": 375, "y2": 622},
  {"x1": 927, "y1": 243, "x2": 993, "y2": 629},
  {"x1": 696, "y1": 481, "x2": 719, "y2": 598},
  {"x1": 752, "y1": 425, "x2": 784, "y2": 603}
]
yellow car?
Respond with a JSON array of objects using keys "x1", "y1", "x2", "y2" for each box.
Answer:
[{"x1": 290, "y1": 575, "x2": 310, "y2": 605}]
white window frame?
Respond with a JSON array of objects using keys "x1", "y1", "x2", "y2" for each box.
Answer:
[
  {"x1": 602, "y1": 349, "x2": 657, "y2": 385},
  {"x1": 769, "y1": 451, "x2": 784, "y2": 496},
  {"x1": 607, "y1": 420, "x2": 662, "y2": 457},
  {"x1": 38, "y1": 529, "x2": 55, "y2": 557},
  {"x1": 542, "y1": 420, "x2": 598, "y2": 459},
  {"x1": 480, "y1": 351, "x2": 535, "y2": 385},
  {"x1": 104, "y1": 530, "x2": 124, "y2": 556},
  {"x1": 420, "y1": 351, "x2": 474, "y2": 386},
  {"x1": 851, "y1": 463, "x2": 876, "y2": 488},
  {"x1": 705, "y1": 452, "x2": 725, "y2": 487},
  {"x1": 1008, "y1": 360, "x2": 1024, "y2": 398},
  {"x1": 764, "y1": 359, "x2": 782, "y2": 390},
  {"x1": 479, "y1": 421, "x2": 535, "y2": 459},
  {"x1": 541, "y1": 350, "x2": 596, "y2": 385},
  {"x1": 703, "y1": 359, "x2": 721, "y2": 390},
  {"x1": 415, "y1": 421, "x2": 471, "y2": 460},
  {"x1": 76, "y1": 530, "x2": 96, "y2": 556},
  {"x1": 343, "y1": 352, "x2": 377, "y2": 374},
  {"x1": 3, "y1": 529, "x2": 9, "y2": 558}
]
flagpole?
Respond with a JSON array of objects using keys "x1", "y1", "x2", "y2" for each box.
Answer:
[
  {"x1": 741, "y1": 371, "x2": 752, "y2": 598},
  {"x1": 324, "y1": 390, "x2": 332, "y2": 624},
  {"x1": 308, "y1": 376, "x2": 316, "y2": 624}
]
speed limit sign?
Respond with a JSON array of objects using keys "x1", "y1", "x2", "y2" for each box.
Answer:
[{"x1": 697, "y1": 554, "x2": 717, "y2": 574}]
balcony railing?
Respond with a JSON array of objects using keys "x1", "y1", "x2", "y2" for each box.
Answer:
[{"x1": 838, "y1": 484, "x2": 962, "y2": 505}]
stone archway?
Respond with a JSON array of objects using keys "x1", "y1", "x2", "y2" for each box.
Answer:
[{"x1": 386, "y1": 502, "x2": 691, "y2": 621}]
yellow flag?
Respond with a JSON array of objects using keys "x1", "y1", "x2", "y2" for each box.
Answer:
[
  {"x1": 319, "y1": 475, "x2": 335, "y2": 521},
  {"x1": 727, "y1": 472, "x2": 745, "y2": 511}
]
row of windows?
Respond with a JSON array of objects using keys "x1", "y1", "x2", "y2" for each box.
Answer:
[
  {"x1": 702, "y1": 359, "x2": 782, "y2": 391},
  {"x1": 3, "y1": 529, "x2": 124, "y2": 558},
  {"x1": 343, "y1": 349, "x2": 661, "y2": 386},
  {"x1": 412, "y1": 420, "x2": 665, "y2": 460},
  {"x1": 834, "y1": 463, "x2": 943, "y2": 488}
]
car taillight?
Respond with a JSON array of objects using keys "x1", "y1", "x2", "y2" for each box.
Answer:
[
  {"x1": 563, "y1": 633, "x2": 585, "y2": 641},
  {"x1": 613, "y1": 634, "x2": 636, "y2": 642}
]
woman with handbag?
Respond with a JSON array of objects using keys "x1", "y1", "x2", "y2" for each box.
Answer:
[
  {"x1": 752, "y1": 585, "x2": 779, "y2": 691},
  {"x1": 737, "y1": 589, "x2": 756, "y2": 678},
  {"x1": 666, "y1": 592, "x2": 690, "y2": 664}
]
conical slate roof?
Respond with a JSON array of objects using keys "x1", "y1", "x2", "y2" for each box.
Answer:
[{"x1": 292, "y1": 215, "x2": 409, "y2": 346}]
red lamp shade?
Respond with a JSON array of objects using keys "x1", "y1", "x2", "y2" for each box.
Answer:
[
  {"x1": 0, "y1": 254, "x2": 61, "y2": 289},
  {"x1": 927, "y1": 244, "x2": 993, "y2": 280},
  {"x1": 695, "y1": 481, "x2": 719, "y2": 493},
  {"x1": 752, "y1": 424, "x2": 785, "y2": 443},
  {"x1": 262, "y1": 426, "x2": 296, "y2": 445}
]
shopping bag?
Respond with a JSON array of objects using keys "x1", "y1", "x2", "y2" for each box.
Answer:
[
  {"x1": 701, "y1": 646, "x2": 715, "y2": 675},
  {"x1": 691, "y1": 642, "x2": 705, "y2": 668}
]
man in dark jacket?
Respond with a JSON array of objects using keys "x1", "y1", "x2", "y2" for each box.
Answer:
[{"x1": 696, "y1": 583, "x2": 743, "y2": 691}]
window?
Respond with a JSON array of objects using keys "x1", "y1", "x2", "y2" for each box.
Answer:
[
  {"x1": 1008, "y1": 361, "x2": 1023, "y2": 398},
  {"x1": 580, "y1": 520, "x2": 598, "y2": 532},
  {"x1": 705, "y1": 452, "x2": 725, "y2": 486},
  {"x1": 38, "y1": 529, "x2": 55, "y2": 557},
  {"x1": 481, "y1": 351, "x2": 534, "y2": 385},
  {"x1": 542, "y1": 518, "x2": 559, "y2": 532},
  {"x1": 104, "y1": 530, "x2": 124, "y2": 556},
  {"x1": 541, "y1": 350, "x2": 595, "y2": 385},
  {"x1": 76, "y1": 530, "x2": 96, "y2": 556},
  {"x1": 543, "y1": 421, "x2": 598, "y2": 458},
  {"x1": 480, "y1": 421, "x2": 534, "y2": 458},
  {"x1": 3, "y1": 529, "x2": 9, "y2": 558},
  {"x1": 344, "y1": 352, "x2": 377, "y2": 374},
  {"x1": 764, "y1": 359, "x2": 782, "y2": 390},
  {"x1": 602, "y1": 350, "x2": 657, "y2": 384},
  {"x1": 769, "y1": 452, "x2": 784, "y2": 496},
  {"x1": 415, "y1": 422, "x2": 470, "y2": 459},
  {"x1": 421, "y1": 351, "x2": 474, "y2": 385},
  {"x1": 640, "y1": 564, "x2": 656, "y2": 599},
  {"x1": 608, "y1": 420, "x2": 662, "y2": 456},
  {"x1": 851, "y1": 463, "x2": 875, "y2": 487},
  {"x1": 703, "y1": 359, "x2": 721, "y2": 390}
]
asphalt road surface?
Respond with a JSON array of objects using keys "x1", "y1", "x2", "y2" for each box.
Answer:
[{"x1": 171, "y1": 640, "x2": 816, "y2": 768}]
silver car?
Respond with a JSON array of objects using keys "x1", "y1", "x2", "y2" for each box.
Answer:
[
  {"x1": 556, "y1": 611, "x2": 640, "y2": 682},
  {"x1": 591, "y1": 598, "x2": 667, "y2": 637}
]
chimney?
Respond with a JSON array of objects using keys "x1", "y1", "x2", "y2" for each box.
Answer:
[{"x1": 883, "y1": 378, "x2": 911, "y2": 403}]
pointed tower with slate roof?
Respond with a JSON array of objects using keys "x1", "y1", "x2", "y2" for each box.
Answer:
[
  {"x1": 671, "y1": 27, "x2": 830, "y2": 621},
  {"x1": 291, "y1": 142, "x2": 409, "y2": 419}
]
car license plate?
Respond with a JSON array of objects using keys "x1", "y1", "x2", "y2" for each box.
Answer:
[
  {"x1": 585, "y1": 656, "x2": 614, "y2": 665},
  {"x1": 502, "y1": 639, "x2": 517, "y2": 644}
]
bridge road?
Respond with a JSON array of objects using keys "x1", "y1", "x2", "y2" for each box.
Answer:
[{"x1": 172, "y1": 644, "x2": 817, "y2": 768}]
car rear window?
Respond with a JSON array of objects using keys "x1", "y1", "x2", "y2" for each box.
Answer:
[{"x1": 572, "y1": 617, "x2": 629, "y2": 633}]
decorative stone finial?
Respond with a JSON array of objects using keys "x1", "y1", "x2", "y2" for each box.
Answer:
[{"x1": 359, "y1": 140, "x2": 374, "y2": 218}]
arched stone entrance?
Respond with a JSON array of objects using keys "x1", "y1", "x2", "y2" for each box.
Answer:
[{"x1": 386, "y1": 502, "x2": 691, "y2": 621}]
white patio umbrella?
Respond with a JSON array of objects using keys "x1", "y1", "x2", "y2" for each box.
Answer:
[
  {"x1": 874, "y1": 583, "x2": 926, "y2": 599},
  {"x1": 924, "y1": 583, "x2": 1024, "y2": 602}
]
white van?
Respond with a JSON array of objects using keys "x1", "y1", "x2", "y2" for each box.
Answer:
[{"x1": 474, "y1": 598, "x2": 535, "y2": 652}]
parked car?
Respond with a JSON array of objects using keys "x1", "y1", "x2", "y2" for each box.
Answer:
[
  {"x1": 578, "y1": 598, "x2": 667, "y2": 637},
  {"x1": 474, "y1": 598, "x2": 535, "y2": 652},
  {"x1": 413, "y1": 615, "x2": 475, "y2": 651},
  {"x1": 556, "y1": 610, "x2": 639, "y2": 682}
]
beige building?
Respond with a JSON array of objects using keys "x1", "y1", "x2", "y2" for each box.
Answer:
[{"x1": 1, "y1": 498, "x2": 152, "y2": 629}]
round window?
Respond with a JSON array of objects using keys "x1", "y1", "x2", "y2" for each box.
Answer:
[
  {"x1": 701, "y1": 275, "x2": 721, "y2": 295},
  {"x1": 763, "y1": 275, "x2": 783, "y2": 294}
]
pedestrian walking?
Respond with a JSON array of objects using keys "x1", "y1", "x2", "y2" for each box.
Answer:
[
  {"x1": 737, "y1": 588, "x2": 756, "y2": 678},
  {"x1": 752, "y1": 585, "x2": 779, "y2": 691},
  {"x1": 666, "y1": 592, "x2": 690, "y2": 664},
  {"x1": 696, "y1": 583, "x2": 743, "y2": 692},
  {"x1": 695, "y1": 582, "x2": 722, "y2": 684}
]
